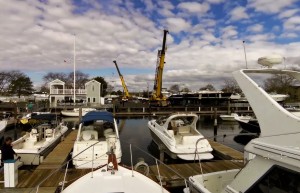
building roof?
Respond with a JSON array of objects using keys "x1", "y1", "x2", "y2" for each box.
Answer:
[
  {"x1": 49, "y1": 79, "x2": 65, "y2": 85},
  {"x1": 85, "y1": 79, "x2": 101, "y2": 86}
]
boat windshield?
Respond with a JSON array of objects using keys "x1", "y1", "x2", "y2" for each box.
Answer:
[
  {"x1": 157, "y1": 115, "x2": 195, "y2": 126},
  {"x1": 80, "y1": 120, "x2": 115, "y2": 141}
]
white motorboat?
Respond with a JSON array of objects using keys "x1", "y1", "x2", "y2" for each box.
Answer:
[
  {"x1": 148, "y1": 113, "x2": 213, "y2": 160},
  {"x1": 269, "y1": 93, "x2": 289, "y2": 102},
  {"x1": 0, "y1": 121, "x2": 68, "y2": 165},
  {"x1": 72, "y1": 111, "x2": 122, "y2": 169},
  {"x1": 185, "y1": 68, "x2": 300, "y2": 193},
  {"x1": 61, "y1": 108, "x2": 96, "y2": 117},
  {"x1": 220, "y1": 113, "x2": 251, "y2": 122}
]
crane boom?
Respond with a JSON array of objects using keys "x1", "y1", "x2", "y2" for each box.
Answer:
[
  {"x1": 151, "y1": 30, "x2": 168, "y2": 105},
  {"x1": 113, "y1": 60, "x2": 130, "y2": 99}
]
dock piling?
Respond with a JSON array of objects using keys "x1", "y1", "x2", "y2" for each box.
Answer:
[{"x1": 213, "y1": 108, "x2": 218, "y2": 141}]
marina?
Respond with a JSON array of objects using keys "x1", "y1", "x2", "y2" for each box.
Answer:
[{"x1": 1, "y1": 0, "x2": 300, "y2": 192}]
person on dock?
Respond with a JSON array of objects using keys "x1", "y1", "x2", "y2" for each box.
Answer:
[{"x1": 1, "y1": 137, "x2": 18, "y2": 165}]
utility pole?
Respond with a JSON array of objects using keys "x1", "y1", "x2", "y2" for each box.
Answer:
[{"x1": 243, "y1": 40, "x2": 248, "y2": 69}]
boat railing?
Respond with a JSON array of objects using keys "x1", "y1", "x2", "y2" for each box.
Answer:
[{"x1": 30, "y1": 139, "x2": 189, "y2": 193}]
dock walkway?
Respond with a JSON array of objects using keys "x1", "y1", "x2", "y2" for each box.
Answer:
[
  {"x1": 149, "y1": 160, "x2": 243, "y2": 188},
  {"x1": 208, "y1": 139, "x2": 244, "y2": 160}
]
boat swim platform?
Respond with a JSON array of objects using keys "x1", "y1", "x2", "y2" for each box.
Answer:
[{"x1": 148, "y1": 160, "x2": 243, "y2": 188}]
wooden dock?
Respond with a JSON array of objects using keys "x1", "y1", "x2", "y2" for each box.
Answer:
[
  {"x1": 0, "y1": 130, "x2": 82, "y2": 192},
  {"x1": 208, "y1": 139, "x2": 244, "y2": 160},
  {"x1": 149, "y1": 160, "x2": 243, "y2": 188},
  {"x1": 0, "y1": 130, "x2": 245, "y2": 192}
]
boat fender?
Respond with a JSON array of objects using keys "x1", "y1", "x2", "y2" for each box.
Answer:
[{"x1": 134, "y1": 158, "x2": 149, "y2": 176}]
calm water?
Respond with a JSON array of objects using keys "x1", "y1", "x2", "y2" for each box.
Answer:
[
  {"x1": 3, "y1": 116, "x2": 248, "y2": 165},
  {"x1": 117, "y1": 116, "x2": 246, "y2": 166}
]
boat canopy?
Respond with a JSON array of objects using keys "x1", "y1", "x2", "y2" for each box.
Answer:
[{"x1": 81, "y1": 111, "x2": 114, "y2": 123}]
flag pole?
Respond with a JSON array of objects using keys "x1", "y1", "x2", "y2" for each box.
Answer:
[{"x1": 73, "y1": 35, "x2": 76, "y2": 106}]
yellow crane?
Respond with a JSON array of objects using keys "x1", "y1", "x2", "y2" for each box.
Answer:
[
  {"x1": 113, "y1": 60, "x2": 131, "y2": 100},
  {"x1": 150, "y1": 29, "x2": 169, "y2": 106}
]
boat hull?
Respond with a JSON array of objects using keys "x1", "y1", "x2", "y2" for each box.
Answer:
[
  {"x1": 0, "y1": 126, "x2": 68, "y2": 165},
  {"x1": 236, "y1": 119, "x2": 260, "y2": 133},
  {"x1": 148, "y1": 123, "x2": 213, "y2": 160}
]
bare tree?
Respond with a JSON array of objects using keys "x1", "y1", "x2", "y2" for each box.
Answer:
[
  {"x1": 181, "y1": 87, "x2": 190, "y2": 92},
  {"x1": 42, "y1": 71, "x2": 89, "y2": 88},
  {"x1": 221, "y1": 78, "x2": 242, "y2": 93},
  {"x1": 264, "y1": 74, "x2": 297, "y2": 94},
  {"x1": 68, "y1": 71, "x2": 89, "y2": 89},
  {"x1": 0, "y1": 70, "x2": 24, "y2": 94},
  {"x1": 200, "y1": 84, "x2": 216, "y2": 91},
  {"x1": 169, "y1": 84, "x2": 180, "y2": 93}
]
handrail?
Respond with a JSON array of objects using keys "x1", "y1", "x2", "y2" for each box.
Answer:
[{"x1": 30, "y1": 140, "x2": 102, "y2": 193}]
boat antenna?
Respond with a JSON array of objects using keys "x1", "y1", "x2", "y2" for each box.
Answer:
[
  {"x1": 73, "y1": 34, "x2": 76, "y2": 106},
  {"x1": 243, "y1": 40, "x2": 248, "y2": 69}
]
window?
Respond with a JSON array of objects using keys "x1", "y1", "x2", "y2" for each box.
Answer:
[
  {"x1": 92, "y1": 85, "x2": 94, "y2": 91},
  {"x1": 87, "y1": 98, "x2": 90, "y2": 103},
  {"x1": 245, "y1": 165, "x2": 300, "y2": 193},
  {"x1": 93, "y1": 98, "x2": 96, "y2": 102}
]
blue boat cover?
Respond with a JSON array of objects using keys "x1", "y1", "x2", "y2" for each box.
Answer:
[{"x1": 81, "y1": 111, "x2": 114, "y2": 123}]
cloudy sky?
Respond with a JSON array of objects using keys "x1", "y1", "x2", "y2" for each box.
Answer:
[{"x1": 1, "y1": 0, "x2": 300, "y2": 91}]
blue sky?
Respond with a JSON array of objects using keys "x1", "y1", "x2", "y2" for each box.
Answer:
[{"x1": 1, "y1": 0, "x2": 300, "y2": 90}]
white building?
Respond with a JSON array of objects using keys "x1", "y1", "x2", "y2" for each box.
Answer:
[{"x1": 49, "y1": 79, "x2": 102, "y2": 107}]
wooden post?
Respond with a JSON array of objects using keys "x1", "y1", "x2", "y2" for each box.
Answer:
[
  {"x1": 213, "y1": 108, "x2": 217, "y2": 142},
  {"x1": 227, "y1": 100, "x2": 230, "y2": 114},
  {"x1": 14, "y1": 104, "x2": 18, "y2": 140},
  {"x1": 158, "y1": 144, "x2": 164, "y2": 163},
  {"x1": 79, "y1": 107, "x2": 82, "y2": 122}
]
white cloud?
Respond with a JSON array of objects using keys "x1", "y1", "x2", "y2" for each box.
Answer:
[
  {"x1": 284, "y1": 16, "x2": 300, "y2": 30},
  {"x1": 165, "y1": 17, "x2": 191, "y2": 33},
  {"x1": 221, "y1": 26, "x2": 238, "y2": 39},
  {"x1": 280, "y1": 32, "x2": 298, "y2": 38},
  {"x1": 205, "y1": 0, "x2": 224, "y2": 4},
  {"x1": 247, "y1": 24, "x2": 264, "y2": 33},
  {"x1": 1, "y1": 0, "x2": 300, "y2": 91},
  {"x1": 229, "y1": 6, "x2": 249, "y2": 21},
  {"x1": 178, "y1": 2, "x2": 210, "y2": 14},
  {"x1": 248, "y1": 0, "x2": 297, "y2": 14},
  {"x1": 278, "y1": 8, "x2": 299, "y2": 19}
]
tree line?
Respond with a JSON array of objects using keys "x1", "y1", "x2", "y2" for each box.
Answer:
[{"x1": 0, "y1": 70, "x2": 109, "y2": 98}]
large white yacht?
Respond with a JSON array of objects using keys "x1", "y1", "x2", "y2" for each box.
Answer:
[
  {"x1": 148, "y1": 113, "x2": 213, "y2": 160},
  {"x1": 185, "y1": 67, "x2": 300, "y2": 193},
  {"x1": 72, "y1": 111, "x2": 122, "y2": 169}
]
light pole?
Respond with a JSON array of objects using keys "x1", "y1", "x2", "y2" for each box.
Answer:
[{"x1": 243, "y1": 40, "x2": 248, "y2": 69}]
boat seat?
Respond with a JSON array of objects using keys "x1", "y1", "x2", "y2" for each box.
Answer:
[
  {"x1": 81, "y1": 130, "x2": 98, "y2": 141},
  {"x1": 104, "y1": 128, "x2": 113, "y2": 138},
  {"x1": 178, "y1": 126, "x2": 191, "y2": 134},
  {"x1": 45, "y1": 129, "x2": 53, "y2": 137}
]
